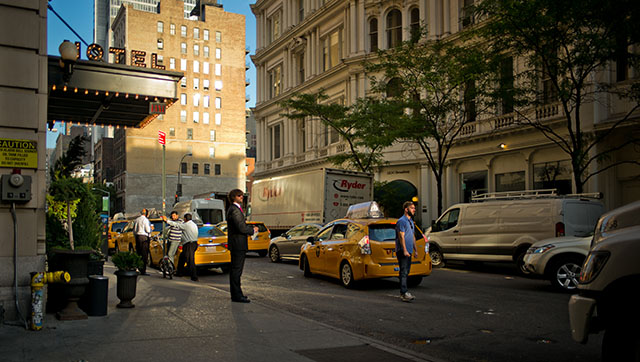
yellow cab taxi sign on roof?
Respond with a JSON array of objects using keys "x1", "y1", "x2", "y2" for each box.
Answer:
[{"x1": 345, "y1": 201, "x2": 384, "y2": 219}]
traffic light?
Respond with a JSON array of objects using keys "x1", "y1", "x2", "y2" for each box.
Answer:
[{"x1": 174, "y1": 194, "x2": 179, "y2": 204}]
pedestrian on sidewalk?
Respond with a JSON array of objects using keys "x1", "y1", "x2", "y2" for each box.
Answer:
[
  {"x1": 134, "y1": 208, "x2": 153, "y2": 276},
  {"x1": 396, "y1": 201, "x2": 418, "y2": 302},
  {"x1": 162, "y1": 213, "x2": 199, "y2": 281},
  {"x1": 226, "y1": 189, "x2": 258, "y2": 303},
  {"x1": 163, "y1": 211, "x2": 182, "y2": 264}
]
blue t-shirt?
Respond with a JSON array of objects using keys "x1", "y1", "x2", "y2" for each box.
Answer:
[{"x1": 395, "y1": 215, "x2": 415, "y2": 254}]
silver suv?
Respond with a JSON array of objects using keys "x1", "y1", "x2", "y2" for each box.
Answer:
[{"x1": 568, "y1": 200, "x2": 640, "y2": 361}]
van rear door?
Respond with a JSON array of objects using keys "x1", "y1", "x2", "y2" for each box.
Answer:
[{"x1": 563, "y1": 201, "x2": 604, "y2": 237}]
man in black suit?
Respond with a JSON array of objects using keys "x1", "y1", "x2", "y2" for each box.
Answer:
[{"x1": 226, "y1": 189, "x2": 258, "y2": 303}]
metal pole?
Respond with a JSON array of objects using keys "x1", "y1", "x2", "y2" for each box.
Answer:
[{"x1": 162, "y1": 144, "x2": 166, "y2": 237}]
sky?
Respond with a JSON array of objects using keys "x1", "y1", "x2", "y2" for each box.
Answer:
[{"x1": 46, "y1": 0, "x2": 257, "y2": 148}]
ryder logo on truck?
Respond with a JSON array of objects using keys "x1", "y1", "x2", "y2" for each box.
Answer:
[
  {"x1": 258, "y1": 186, "x2": 282, "y2": 201},
  {"x1": 333, "y1": 179, "x2": 367, "y2": 192}
]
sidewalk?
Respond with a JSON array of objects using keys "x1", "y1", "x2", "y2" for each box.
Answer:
[{"x1": 0, "y1": 263, "x2": 441, "y2": 362}]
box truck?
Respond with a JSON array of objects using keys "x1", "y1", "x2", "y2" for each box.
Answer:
[{"x1": 250, "y1": 168, "x2": 373, "y2": 234}]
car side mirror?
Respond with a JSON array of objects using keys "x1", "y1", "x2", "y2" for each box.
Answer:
[
  {"x1": 285, "y1": 233, "x2": 291, "y2": 239},
  {"x1": 306, "y1": 236, "x2": 315, "y2": 244}
]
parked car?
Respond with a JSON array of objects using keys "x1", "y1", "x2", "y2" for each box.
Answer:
[
  {"x1": 115, "y1": 218, "x2": 164, "y2": 253},
  {"x1": 216, "y1": 221, "x2": 271, "y2": 257},
  {"x1": 300, "y1": 202, "x2": 432, "y2": 288},
  {"x1": 268, "y1": 223, "x2": 323, "y2": 262},
  {"x1": 568, "y1": 200, "x2": 640, "y2": 361},
  {"x1": 523, "y1": 236, "x2": 591, "y2": 291},
  {"x1": 149, "y1": 224, "x2": 231, "y2": 272},
  {"x1": 108, "y1": 220, "x2": 129, "y2": 254},
  {"x1": 426, "y1": 190, "x2": 604, "y2": 273}
]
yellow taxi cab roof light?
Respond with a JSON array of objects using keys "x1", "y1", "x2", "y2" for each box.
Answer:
[{"x1": 345, "y1": 201, "x2": 384, "y2": 219}]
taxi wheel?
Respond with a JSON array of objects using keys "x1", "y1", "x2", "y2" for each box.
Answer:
[
  {"x1": 269, "y1": 245, "x2": 281, "y2": 263},
  {"x1": 340, "y1": 262, "x2": 355, "y2": 289},
  {"x1": 301, "y1": 255, "x2": 312, "y2": 277}
]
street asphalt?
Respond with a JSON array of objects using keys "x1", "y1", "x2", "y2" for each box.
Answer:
[{"x1": 0, "y1": 262, "x2": 445, "y2": 362}]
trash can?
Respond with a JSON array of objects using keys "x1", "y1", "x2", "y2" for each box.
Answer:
[{"x1": 87, "y1": 275, "x2": 108, "y2": 316}]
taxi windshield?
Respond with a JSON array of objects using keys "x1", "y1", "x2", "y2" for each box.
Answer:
[
  {"x1": 198, "y1": 226, "x2": 225, "y2": 238},
  {"x1": 368, "y1": 224, "x2": 397, "y2": 242}
]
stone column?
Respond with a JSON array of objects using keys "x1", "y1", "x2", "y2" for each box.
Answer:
[
  {"x1": 349, "y1": 1, "x2": 357, "y2": 55},
  {"x1": 443, "y1": 0, "x2": 451, "y2": 35},
  {"x1": 358, "y1": 0, "x2": 366, "y2": 53}
]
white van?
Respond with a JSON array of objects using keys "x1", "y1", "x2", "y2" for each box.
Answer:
[
  {"x1": 426, "y1": 190, "x2": 604, "y2": 272},
  {"x1": 172, "y1": 198, "x2": 225, "y2": 225}
]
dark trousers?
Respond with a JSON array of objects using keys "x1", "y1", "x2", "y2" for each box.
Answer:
[
  {"x1": 229, "y1": 249, "x2": 246, "y2": 300},
  {"x1": 135, "y1": 234, "x2": 150, "y2": 273},
  {"x1": 177, "y1": 242, "x2": 198, "y2": 278},
  {"x1": 397, "y1": 253, "x2": 412, "y2": 294}
]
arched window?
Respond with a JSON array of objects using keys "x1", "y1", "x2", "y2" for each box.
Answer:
[
  {"x1": 369, "y1": 18, "x2": 378, "y2": 52},
  {"x1": 386, "y1": 77, "x2": 402, "y2": 98},
  {"x1": 386, "y1": 9, "x2": 402, "y2": 48},
  {"x1": 410, "y1": 8, "x2": 420, "y2": 42}
]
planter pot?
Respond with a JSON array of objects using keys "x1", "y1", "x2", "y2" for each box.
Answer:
[
  {"x1": 52, "y1": 249, "x2": 91, "y2": 320},
  {"x1": 87, "y1": 259, "x2": 104, "y2": 276},
  {"x1": 115, "y1": 270, "x2": 138, "y2": 308}
]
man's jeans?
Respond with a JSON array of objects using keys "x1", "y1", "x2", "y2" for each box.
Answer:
[{"x1": 397, "y1": 253, "x2": 412, "y2": 294}]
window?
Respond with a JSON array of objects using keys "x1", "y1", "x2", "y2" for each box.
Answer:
[
  {"x1": 215, "y1": 97, "x2": 221, "y2": 109},
  {"x1": 169, "y1": 57, "x2": 176, "y2": 69},
  {"x1": 204, "y1": 163, "x2": 210, "y2": 175},
  {"x1": 180, "y1": 93, "x2": 187, "y2": 105},
  {"x1": 210, "y1": 130, "x2": 216, "y2": 141},
  {"x1": 169, "y1": 127, "x2": 175, "y2": 136},
  {"x1": 194, "y1": 44, "x2": 199, "y2": 56},
  {"x1": 193, "y1": 93, "x2": 200, "y2": 107},
  {"x1": 214, "y1": 80, "x2": 223, "y2": 91},
  {"x1": 180, "y1": 110, "x2": 187, "y2": 122},
  {"x1": 180, "y1": 59, "x2": 187, "y2": 71},
  {"x1": 499, "y1": 57, "x2": 514, "y2": 114},
  {"x1": 204, "y1": 95, "x2": 210, "y2": 107},
  {"x1": 297, "y1": 53, "x2": 305, "y2": 84},
  {"x1": 495, "y1": 171, "x2": 526, "y2": 192},
  {"x1": 215, "y1": 31, "x2": 221, "y2": 42},
  {"x1": 215, "y1": 63, "x2": 221, "y2": 75},
  {"x1": 203, "y1": 62, "x2": 209, "y2": 74},
  {"x1": 464, "y1": 80, "x2": 477, "y2": 122},
  {"x1": 215, "y1": 48, "x2": 221, "y2": 59},
  {"x1": 180, "y1": 77, "x2": 187, "y2": 88},
  {"x1": 157, "y1": 21, "x2": 163, "y2": 33},
  {"x1": 410, "y1": 8, "x2": 420, "y2": 42},
  {"x1": 170, "y1": 23, "x2": 175, "y2": 35},
  {"x1": 209, "y1": 147, "x2": 215, "y2": 158},
  {"x1": 386, "y1": 77, "x2": 402, "y2": 98},
  {"x1": 322, "y1": 29, "x2": 341, "y2": 71},
  {"x1": 298, "y1": 0, "x2": 304, "y2": 21},
  {"x1": 193, "y1": 78, "x2": 199, "y2": 90},
  {"x1": 461, "y1": 0, "x2": 475, "y2": 28},
  {"x1": 203, "y1": 112, "x2": 209, "y2": 124},
  {"x1": 268, "y1": 66, "x2": 282, "y2": 98},
  {"x1": 204, "y1": 29, "x2": 209, "y2": 41},
  {"x1": 181, "y1": 25, "x2": 187, "y2": 37},
  {"x1": 193, "y1": 27, "x2": 199, "y2": 39},
  {"x1": 616, "y1": 34, "x2": 629, "y2": 82},
  {"x1": 193, "y1": 60, "x2": 200, "y2": 73},
  {"x1": 181, "y1": 42, "x2": 187, "y2": 54},
  {"x1": 215, "y1": 113, "x2": 221, "y2": 125},
  {"x1": 192, "y1": 163, "x2": 199, "y2": 174},
  {"x1": 297, "y1": 119, "x2": 306, "y2": 153},
  {"x1": 267, "y1": 12, "x2": 280, "y2": 43},
  {"x1": 193, "y1": 111, "x2": 199, "y2": 123},
  {"x1": 181, "y1": 162, "x2": 188, "y2": 173},
  {"x1": 203, "y1": 79, "x2": 210, "y2": 90},
  {"x1": 435, "y1": 209, "x2": 460, "y2": 231},
  {"x1": 534, "y1": 161, "x2": 572, "y2": 194},
  {"x1": 369, "y1": 18, "x2": 378, "y2": 52},
  {"x1": 157, "y1": 38, "x2": 163, "y2": 49},
  {"x1": 187, "y1": 128, "x2": 193, "y2": 140},
  {"x1": 386, "y1": 9, "x2": 402, "y2": 48},
  {"x1": 270, "y1": 124, "x2": 281, "y2": 160},
  {"x1": 214, "y1": 164, "x2": 221, "y2": 175},
  {"x1": 204, "y1": 46, "x2": 209, "y2": 58}
]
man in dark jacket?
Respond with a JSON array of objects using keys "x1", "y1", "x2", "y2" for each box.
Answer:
[{"x1": 226, "y1": 189, "x2": 258, "y2": 303}]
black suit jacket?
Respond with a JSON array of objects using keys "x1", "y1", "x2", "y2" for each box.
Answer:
[{"x1": 226, "y1": 204, "x2": 254, "y2": 251}]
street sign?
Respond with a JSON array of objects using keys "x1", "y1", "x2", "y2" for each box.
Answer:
[
  {"x1": 149, "y1": 102, "x2": 166, "y2": 114},
  {"x1": 158, "y1": 131, "x2": 166, "y2": 145},
  {"x1": 102, "y1": 196, "x2": 109, "y2": 211}
]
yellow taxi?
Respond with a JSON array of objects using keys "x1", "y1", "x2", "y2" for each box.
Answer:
[
  {"x1": 114, "y1": 218, "x2": 164, "y2": 253},
  {"x1": 299, "y1": 202, "x2": 432, "y2": 288},
  {"x1": 215, "y1": 221, "x2": 271, "y2": 257},
  {"x1": 149, "y1": 224, "x2": 231, "y2": 271},
  {"x1": 107, "y1": 220, "x2": 129, "y2": 254}
]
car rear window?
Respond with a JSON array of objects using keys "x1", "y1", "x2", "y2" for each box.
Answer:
[
  {"x1": 198, "y1": 226, "x2": 226, "y2": 238},
  {"x1": 112, "y1": 221, "x2": 128, "y2": 232},
  {"x1": 151, "y1": 221, "x2": 164, "y2": 232},
  {"x1": 368, "y1": 224, "x2": 396, "y2": 242}
]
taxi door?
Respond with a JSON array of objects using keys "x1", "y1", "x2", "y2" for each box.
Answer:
[
  {"x1": 308, "y1": 224, "x2": 333, "y2": 274},
  {"x1": 323, "y1": 222, "x2": 349, "y2": 276}
]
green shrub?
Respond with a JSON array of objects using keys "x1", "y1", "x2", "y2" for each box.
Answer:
[{"x1": 111, "y1": 252, "x2": 142, "y2": 271}]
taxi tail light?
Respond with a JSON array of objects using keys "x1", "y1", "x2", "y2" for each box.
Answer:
[
  {"x1": 358, "y1": 235, "x2": 371, "y2": 255},
  {"x1": 222, "y1": 242, "x2": 229, "y2": 249},
  {"x1": 555, "y1": 222, "x2": 565, "y2": 237}
]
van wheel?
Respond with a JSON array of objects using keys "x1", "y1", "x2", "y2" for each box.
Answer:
[
  {"x1": 429, "y1": 248, "x2": 445, "y2": 268},
  {"x1": 340, "y1": 262, "x2": 355, "y2": 289},
  {"x1": 515, "y1": 248, "x2": 531, "y2": 275},
  {"x1": 548, "y1": 255, "x2": 583, "y2": 291}
]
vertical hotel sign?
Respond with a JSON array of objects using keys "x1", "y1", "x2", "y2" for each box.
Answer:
[{"x1": 0, "y1": 139, "x2": 38, "y2": 168}]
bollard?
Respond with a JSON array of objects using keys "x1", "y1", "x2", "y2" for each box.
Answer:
[{"x1": 30, "y1": 271, "x2": 70, "y2": 331}]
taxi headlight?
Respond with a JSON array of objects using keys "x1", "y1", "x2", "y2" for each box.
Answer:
[
  {"x1": 579, "y1": 251, "x2": 610, "y2": 284},
  {"x1": 358, "y1": 235, "x2": 371, "y2": 255}
]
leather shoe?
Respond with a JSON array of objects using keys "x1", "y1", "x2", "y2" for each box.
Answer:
[{"x1": 231, "y1": 297, "x2": 250, "y2": 303}]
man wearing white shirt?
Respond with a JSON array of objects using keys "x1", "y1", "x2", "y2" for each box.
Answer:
[{"x1": 134, "y1": 208, "x2": 153, "y2": 275}]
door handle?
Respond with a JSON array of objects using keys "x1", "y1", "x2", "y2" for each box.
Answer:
[{"x1": 453, "y1": 230, "x2": 459, "y2": 234}]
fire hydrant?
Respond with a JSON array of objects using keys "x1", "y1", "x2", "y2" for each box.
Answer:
[{"x1": 30, "y1": 271, "x2": 70, "y2": 331}]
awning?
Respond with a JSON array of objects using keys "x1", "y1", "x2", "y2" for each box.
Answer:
[{"x1": 48, "y1": 56, "x2": 183, "y2": 129}]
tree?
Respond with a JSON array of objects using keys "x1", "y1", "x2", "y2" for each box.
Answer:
[
  {"x1": 280, "y1": 92, "x2": 403, "y2": 173},
  {"x1": 478, "y1": 0, "x2": 640, "y2": 193},
  {"x1": 365, "y1": 37, "x2": 494, "y2": 216}
]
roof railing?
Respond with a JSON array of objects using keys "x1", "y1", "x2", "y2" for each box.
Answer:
[{"x1": 470, "y1": 189, "x2": 602, "y2": 202}]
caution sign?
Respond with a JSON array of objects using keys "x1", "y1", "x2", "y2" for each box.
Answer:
[{"x1": 0, "y1": 139, "x2": 38, "y2": 169}]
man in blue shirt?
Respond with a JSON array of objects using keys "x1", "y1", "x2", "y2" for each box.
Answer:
[{"x1": 396, "y1": 201, "x2": 418, "y2": 302}]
